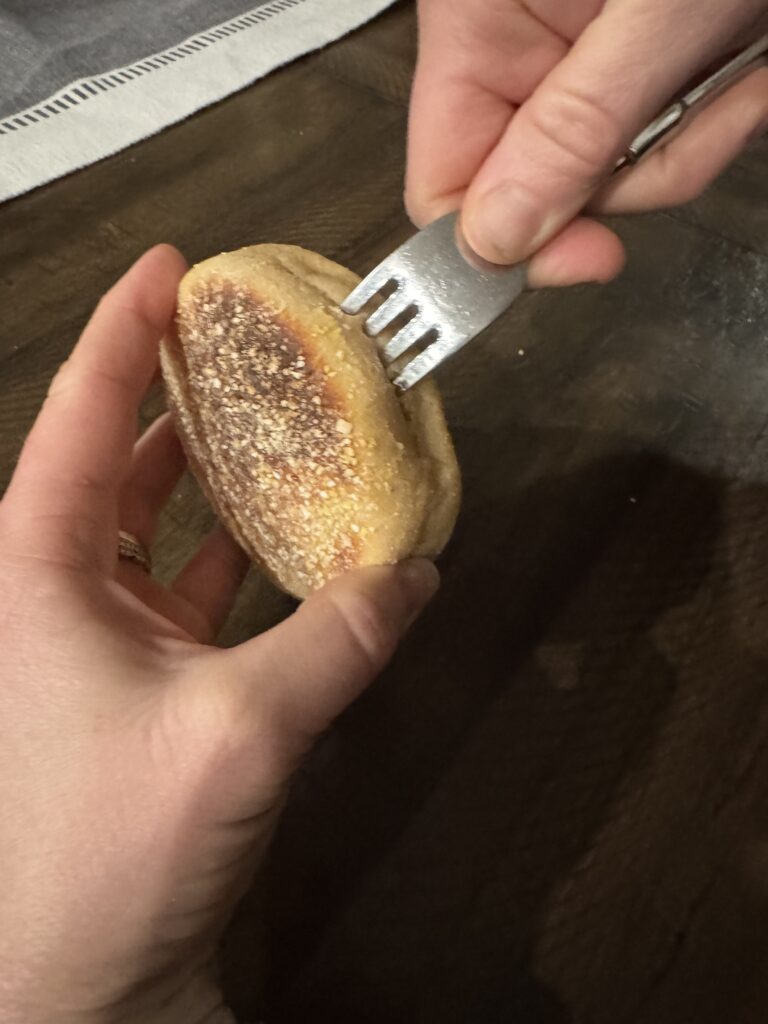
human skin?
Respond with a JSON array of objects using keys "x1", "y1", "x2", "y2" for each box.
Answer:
[
  {"x1": 407, "y1": 0, "x2": 768, "y2": 286},
  {"x1": 4, "y1": 6, "x2": 768, "y2": 1016},
  {"x1": 0, "y1": 245, "x2": 439, "y2": 1024}
]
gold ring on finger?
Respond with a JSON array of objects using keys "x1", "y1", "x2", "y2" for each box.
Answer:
[{"x1": 117, "y1": 530, "x2": 152, "y2": 574}]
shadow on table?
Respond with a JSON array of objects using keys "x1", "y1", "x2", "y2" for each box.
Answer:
[{"x1": 222, "y1": 430, "x2": 736, "y2": 1024}]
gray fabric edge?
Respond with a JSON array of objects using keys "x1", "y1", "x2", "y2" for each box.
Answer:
[{"x1": 0, "y1": 0, "x2": 278, "y2": 118}]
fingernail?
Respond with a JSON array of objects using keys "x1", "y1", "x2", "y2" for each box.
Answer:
[
  {"x1": 464, "y1": 184, "x2": 561, "y2": 265},
  {"x1": 398, "y1": 558, "x2": 441, "y2": 624}
]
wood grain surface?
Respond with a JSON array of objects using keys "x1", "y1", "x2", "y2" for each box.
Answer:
[{"x1": 2, "y1": 4, "x2": 768, "y2": 1022}]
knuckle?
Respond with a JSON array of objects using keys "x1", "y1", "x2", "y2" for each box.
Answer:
[
  {"x1": 32, "y1": 473, "x2": 112, "y2": 509},
  {"x1": 47, "y1": 357, "x2": 136, "y2": 404},
  {"x1": 525, "y1": 86, "x2": 624, "y2": 181},
  {"x1": 81, "y1": 362, "x2": 137, "y2": 398},
  {"x1": 69, "y1": 473, "x2": 112, "y2": 500},
  {"x1": 326, "y1": 588, "x2": 397, "y2": 676},
  {"x1": 181, "y1": 671, "x2": 279, "y2": 770}
]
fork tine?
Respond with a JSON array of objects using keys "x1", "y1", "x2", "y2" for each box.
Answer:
[
  {"x1": 340, "y1": 267, "x2": 396, "y2": 315},
  {"x1": 342, "y1": 212, "x2": 528, "y2": 389},
  {"x1": 392, "y1": 331, "x2": 469, "y2": 392},
  {"x1": 363, "y1": 289, "x2": 414, "y2": 337},
  {"x1": 382, "y1": 315, "x2": 430, "y2": 365}
]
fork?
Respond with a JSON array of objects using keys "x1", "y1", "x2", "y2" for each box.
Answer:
[{"x1": 341, "y1": 32, "x2": 768, "y2": 393}]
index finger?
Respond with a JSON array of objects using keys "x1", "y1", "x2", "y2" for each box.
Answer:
[
  {"x1": 405, "y1": 0, "x2": 567, "y2": 227},
  {"x1": 462, "y1": 3, "x2": 754, "y2": 263},
  {"x1": 2, "y1": 244, "x2": 187, "y2": 570}
]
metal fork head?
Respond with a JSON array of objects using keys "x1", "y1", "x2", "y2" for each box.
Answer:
[{"x1": 340, "y1": 213, "x2": 527, "y2": 392}]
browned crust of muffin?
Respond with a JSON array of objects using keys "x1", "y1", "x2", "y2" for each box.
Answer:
[{"x1": 161, "y1": 244, "x2": 461, "y2": 598}]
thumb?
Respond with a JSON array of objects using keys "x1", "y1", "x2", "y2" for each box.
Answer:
[
  {"x1": 461, "y1": 2, "x2": 759, "y2": 265},
  {"x1": 231, "y1": 559, "x2": 440, "y2": 744}
]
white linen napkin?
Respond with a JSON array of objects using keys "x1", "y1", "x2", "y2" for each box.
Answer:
[{"x1": 0, "y1": 0, "x2": 395, "y2": 204}]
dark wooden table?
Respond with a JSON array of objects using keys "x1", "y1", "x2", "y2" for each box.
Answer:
[{"x1": 3, "y1": 4, "x2": 768, "y2": 1022}]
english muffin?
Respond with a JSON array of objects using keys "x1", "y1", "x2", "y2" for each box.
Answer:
[{"x1": 161, "y1": 244, "x2": 461, "y2": 599}]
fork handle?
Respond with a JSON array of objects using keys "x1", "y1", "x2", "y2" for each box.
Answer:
[{"x1": 614, "y1": 32, "x2": 768, "y2": 173}]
